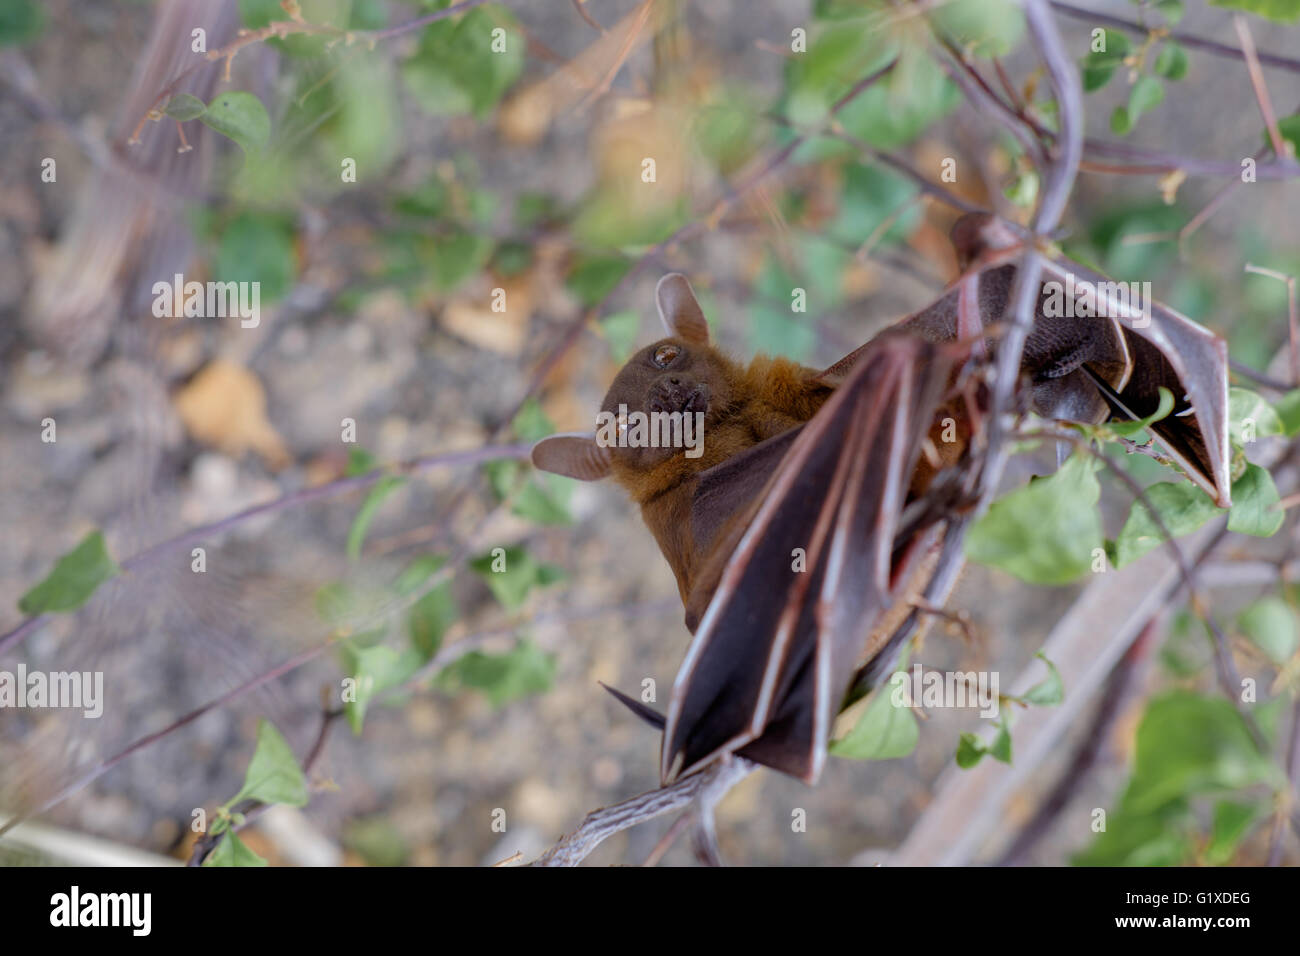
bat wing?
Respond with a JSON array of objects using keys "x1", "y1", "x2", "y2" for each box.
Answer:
[
  {"x1": 663, "y1": 332, "x2": 953, "y2": 784},
  {"x1": 691, "y1": 427, "x2": 802, "y2": 564},
  {"x1": 1036, "y1": 258, "x2": 1232, "y2": 506},
  {"x1": 846, "y1": 251, "x2": 1230, "y2": 506}
]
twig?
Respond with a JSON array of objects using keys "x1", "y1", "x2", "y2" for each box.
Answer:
[
  {"x1": 0, "y1": 444, "x2": 532, "y2": 658},
  {"x1": 1233, "y1": 17, "x2": 1290, "y2": 162},
  {"x1": 571, "y1": 0, "x2": 605, "y2": 34},
  {"x1": 186, "y1": 707, "x2": 344, "y2": 866},
  {"x1": 532, "y1": 756, "x2": 755, "y2": 866},
  {"x1": 0, "y1": 639, "x2": 343, "y2": 839},
  {"x1": 126, "y1": 0, "x2": 490, "y2": 147},
  {"x1": 1050, "y1": 0, "x2": 1300, "y2": 75}
]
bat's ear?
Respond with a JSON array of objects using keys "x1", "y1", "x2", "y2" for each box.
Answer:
[
  {"x1": 656, "y1": 273, "x2": 710, "y2": 345},
  {"x1": 530, "y1": 433, "x2": 612, "y2": 481}
]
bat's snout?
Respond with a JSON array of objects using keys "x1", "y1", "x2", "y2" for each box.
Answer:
[{"x1": 648, "y1": 377, "x2": 710, "y2": 416}]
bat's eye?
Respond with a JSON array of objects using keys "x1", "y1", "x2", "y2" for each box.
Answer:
[{"x1": 653, "y1": 344, "x2": 681, "y2": 367}]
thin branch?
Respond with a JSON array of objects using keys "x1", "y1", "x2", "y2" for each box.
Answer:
[
  {"x1": 1050, "y1": 0, "x2": 1300, "y2": 75},
  {"x1": 532, "y1": 756, "x2": 755, "y2": 866},
  {"x1": 186, "y1": 707, "x2": 344, "y2": 866},
  {"x1": 126, "y1": 0, "x2": 490, "y2": 147},
  {"x1": 0, "y1": 444, "x2": 532, "y2": 658},
  {"x1": 1233, "y1": 16, "x2": 1290, "y2": 161}
]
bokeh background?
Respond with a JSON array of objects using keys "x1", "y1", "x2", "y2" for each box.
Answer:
[{"x1": 1, "y1": 0, "x2": 1299, "y2": 866}]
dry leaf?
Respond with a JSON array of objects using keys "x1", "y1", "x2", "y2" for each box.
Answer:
[
  {"x1": 439, "y1": 274, "x2": 535, "y2": 355},
  {"x1": 173, "y1": 359, "x2": 290, "y2": 470}
]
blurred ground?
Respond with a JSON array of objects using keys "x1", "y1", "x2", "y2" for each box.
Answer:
[{"x1": 1, "y1": 0, "x2": 1298, "y2": 866}]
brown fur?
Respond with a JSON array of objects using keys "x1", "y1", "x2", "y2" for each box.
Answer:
[{"x1": 606, "y1": 346, "x2": 834, "y2": 605}]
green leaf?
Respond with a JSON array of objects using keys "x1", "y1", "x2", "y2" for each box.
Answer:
[
  {"x1": 201, "y1": 91, "x2": 271, "y2": 153},
  {"x1": 1111, "y1": 481, "x2": 1221, "y2": 569},
  {"x1": 955, "y1": 718, "x2": 1012, "y2": 768},
  {"x1": 1073, "y1": 801, "x2": 1193, "y2": 866},
  {"x1": 1082, "y1": 63, "x2": 1117, "y2": 92},
  {"x1": 1003, "y1": 167, "x2": 1039, "y2": 208},
  {"x1": 1276, "y1": 114, "x2": 1300, "y2": 156},
  {"x1": 566, "y1": 254, "x2": 631, "y2": 307},
  {"x1": 469, "y1": 546, "x2": 566, "y2": 611},
  {"x1": 406, "y1": 571, "x2": 457, "y2": 661},
  {"x1": 956, "y1": 731, "x2": 986, "y2": 768},
  {"x1": 437, "y1": 639, "x2": 556, "y2": 707},
  {"x1": 343, "y1": 816, "x2": 408, "y2": 867},
  {"x1": 827, "y1": 162, "x2": 920, "y2": 248},
  {"x1": 1228, "y1": 463, "x2": 1284, "y2": 537},
  {"x1": 1127, "y1": 75, "x2": 1164, "y2": 125},
  {"x1": 346, "y1": 446, "x2": 379, "y2": 477},
  {"x1": 1080, "y1": 29, "x2": 1130, "y2": 92},
  {"x1": 833, "y1": 44, "x2": 962, "y2": 149},
  {"x1": 18, "y1": 531, "x2": 120, "y2": 615},
  {"x1": 929, "y1": 0, "x2": 1025, "y2": 58},
  {"x1": 347, "y1": 475, "x2": 406, "y2": 561},
  {"x1": 692, "y1": 88, "x2": 763, "y2": 174},
  {"x1": 1206, "y1": 801, "x2": 1261, "y2": 864},
  {"x1": 1229, "y1": 386, "x2": 1284, "y2": 444},
  {"x1": 1274, "y1": 389, "x2": 1300, "y2": 435},
  {"x1": 202, "y1": 830, "x2": 268, "y2": 867},
  {"x1": 1123, "y1": 691, "x2": 1281, "y2": 815},
  {"x1": 1154, "y1": 41, "x2": 1189, "y2": 80},
  {"x1": 1209, "y1": 0, "x2": 1300, "y2": 24},
  {"x1": 401, "y1": 6, "x2": 525, "y2": 119},
  {"x1": 214, "y1": 212, "x2": 296, "y2": 303},
  {"x1": 492, "y1": 239, "x2": 533, "y2": 278},
  {"x1": 510, "y1": 477, "x2": 573, "y2": 525},
  {"x1": 1109, "y1": 105, "x2": 1133, "y2": 136},
  {"x1": 600, "y1": 310, "x2": 641, "y2": 363},
  {"x1": 1108, "y1": 386, "x2": 1174, "y2": 438},
  {"x1": 429, "y1": 230, "x2": 494, "y2": 292},
  {"x1": 989, "y1": 719, "x2": 1012, "y2": 764},
  {"x1": 1155, "y1": 0, "x2": 1186, "y2": 24},
  {"x1": 164, "y1": 93, "x2": 207, "y2": 122},
  {"x1": 227, "y1": 720, "x2": 309, "y2": 808},
  {"x1": 1022, "y1": 653, "x2": 1064, "y2": 706},
  {"x1": 1237, "y1": 596, "x2": 1299, "y2": 664},
  {"x1": 965, "y1": 453, "x2": 1103, "y2": 585},
  {"x1": 344, "y1": 643, "x2": 424, "y2": 733},
  {"x1": 0, "y1": 0, "x2": 43, "y2": 46},
  {"x1": 749, "y1": 257, "x2": 816, "y2": 362},
  {"x1": 829, "y1": 669, "x2": 919, "y2": 760},
  {"x1": 510, "y1": 399, "x2": 555, "y2": 443},
  {"x1": 784, "y1": 24, "x2": 896, "y2": 127}
]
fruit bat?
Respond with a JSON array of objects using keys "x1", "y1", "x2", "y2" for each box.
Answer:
[{"x1": 532, "y1": 212, "x2": 1231, "y2": 785}]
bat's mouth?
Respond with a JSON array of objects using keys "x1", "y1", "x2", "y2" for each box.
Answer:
[{"x1": 648, "y1": 379, "x2": 710, "y2": 417}]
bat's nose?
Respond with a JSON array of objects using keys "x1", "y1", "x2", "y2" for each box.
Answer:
[{"x1": 649, "y1": 376, "x2": 706, "y2": 414}]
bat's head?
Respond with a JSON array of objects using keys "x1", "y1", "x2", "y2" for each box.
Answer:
[{"x1": 531, "y1": 274, "x2": 738, "y2": 486}]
